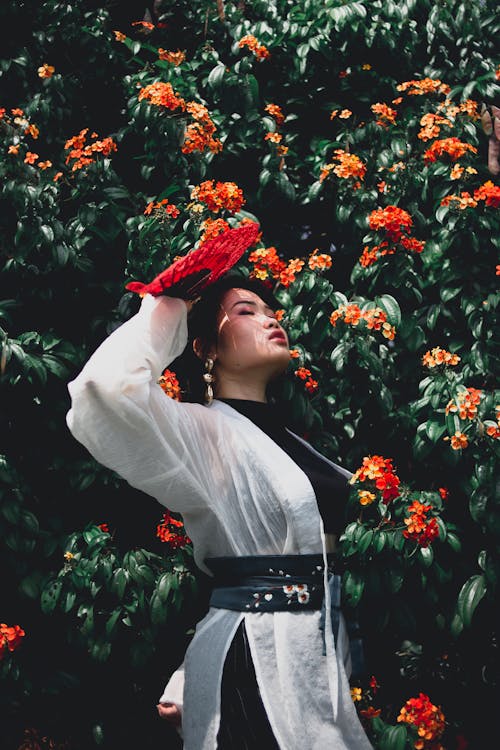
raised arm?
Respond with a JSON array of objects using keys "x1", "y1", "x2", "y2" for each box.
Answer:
[{"x1": 66, "y1": 294, "x2": 211, "y2": 512}]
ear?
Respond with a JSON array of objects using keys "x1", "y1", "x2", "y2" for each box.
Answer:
[{"x1": 193, "y1": 337, "x2": 216, "y2": 362}]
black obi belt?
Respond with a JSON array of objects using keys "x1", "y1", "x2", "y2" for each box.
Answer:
[{"x1": 204, "y1": 553, "x2": 364, "y2": 678}]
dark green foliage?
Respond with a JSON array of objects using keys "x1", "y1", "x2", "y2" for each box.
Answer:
[{"x1": 1, "y1": 1, "x2": 499, "y2": 747}]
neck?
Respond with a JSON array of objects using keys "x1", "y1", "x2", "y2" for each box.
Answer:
[{"x1": 215, "y1": 376, "x2": 268, "y2": 403}]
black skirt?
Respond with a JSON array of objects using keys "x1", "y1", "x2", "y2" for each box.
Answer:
[{"x1": 216, "y1": 620, "x2": 280, "y2": 749}]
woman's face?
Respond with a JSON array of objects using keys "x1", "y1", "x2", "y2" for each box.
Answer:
[{"x1": 211, "y1": 287, "x2": 291, "y2": 381}]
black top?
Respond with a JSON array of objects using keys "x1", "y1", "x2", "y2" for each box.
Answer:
[{"x1": 218, "y1": 398, "x2": 350, "y2": 535}]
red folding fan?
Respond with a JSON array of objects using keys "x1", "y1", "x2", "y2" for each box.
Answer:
[{"x1": 125, "y1": 221, "x2": 261, "y2": 299}]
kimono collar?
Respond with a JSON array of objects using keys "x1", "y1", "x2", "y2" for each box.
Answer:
[{"x1": 215, "y1": 397, "x2": 287, "y2": 431}]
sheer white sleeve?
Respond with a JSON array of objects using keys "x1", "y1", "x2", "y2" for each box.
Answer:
[{"x1": 66, "y1": 294, "x2": 212, "y2": 512}]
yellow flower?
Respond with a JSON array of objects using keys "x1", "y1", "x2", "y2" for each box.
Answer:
[
  {"x1": 358, "y1": 490, "x2": 376, "y2": 506},
  {"x1": 351, "y1": 687, "x2": 363, "y2": 702},
  {"x1": 339, "y1": 109, "x2": 352, "y2": 119},
  {"x1": 63, "y1": 551, "x2": 74, "y2": 561}
]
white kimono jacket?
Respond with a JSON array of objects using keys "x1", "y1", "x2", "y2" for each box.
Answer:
[{"x1": 66, "y1": 294, "x2": 373, "y2": 750}]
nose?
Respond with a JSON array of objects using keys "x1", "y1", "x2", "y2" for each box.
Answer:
[{"x1": 264, "y1": 315, "x2": 280, "y2": 328}]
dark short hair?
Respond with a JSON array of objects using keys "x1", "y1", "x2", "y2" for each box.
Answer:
[{"x1": 169, "y1": 272, "x2": 282, "y2": 403}]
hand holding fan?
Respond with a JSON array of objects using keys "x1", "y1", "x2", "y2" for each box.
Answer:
[{"x1": 125, "y1": 221, "x2": 261, "y2": 299}]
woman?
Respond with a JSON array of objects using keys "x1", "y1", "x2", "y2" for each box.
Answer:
[{"x1": 66, "y1": 271, "x2": 373, "y2": 750}]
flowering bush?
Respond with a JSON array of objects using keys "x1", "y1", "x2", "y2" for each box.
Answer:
[{"x1": 1, "y1": 0, "x2": 499, "y2": 747}]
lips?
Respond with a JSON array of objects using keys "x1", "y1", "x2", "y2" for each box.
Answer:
[{"x1": 269, "y1": 331, "x2": 287, "y2": 343}]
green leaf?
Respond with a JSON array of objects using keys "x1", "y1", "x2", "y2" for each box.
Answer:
[
  {"x1": 419, "y1": 546, "x2": 434, "y2": 567},
  {"x1": 440, "y1": 286, "x2": 461, "y2": 303},
  {"x1": 446, "y1": 532, "x2": 461, "y2": 553},
  {"x1": 41, "y1": 225, "x2": 54, "y2": 243},
  {"x1": 330, "y1": 342, "x2": 349, "y2": 371},
  {"x1": 357, "y1": 529, "x2": 374, "y2": 554},
  {"x1": 207, "y1": 64, "x2": 225, "y2": 90},
  {"x1": 379, "y1": 723, "x2": 408, "y2": 750},
  {"x1": 150, "y1": 591, "x2": 168, "y2": 625},
  {"x1": 425, "y1": 420, "x2": 446, "y2": 442},
  {"x1": 111, "y1": 568, "x2": 128, "y2": 600},
  {"x1": 457, "y1": 574, "x2": 486, "y2": 628},
  {"x1": 372, "y1": 531, "x2": 387, "y2": 553},
  {"x1": 343, "y1": 570, "x2": 365, "y2": 606},
  {"x1": 375, "y1": 294, "x2": 401, "y2": 326},
  {"x1": 41, "y1": 579, "x2": 63, "y2": 614},
  {"x1": 157, "y1": 572, "x2": 175, "y2": 603},
  {"x1": 105, "y1": 608, "x2": 122, "y2": 636},
  {"x1": 90, "y1": 641, "x2": 112, "y2": 662},
  {"x1": 63, "y1": 591, "x2": 77, "y2": 613}
]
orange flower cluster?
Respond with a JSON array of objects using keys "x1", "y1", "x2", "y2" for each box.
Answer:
[
  {"x1": 265, "y1": 103, "x2": 285, "y2": 126},
  {"x1": 137, "y1": 84, "x2": 222, "y2": 154},
  {"x1": 156, "y1": 510, "x2": 191, "y2": 548},
  {"x1": 486, "y1": 406, "x2": 500, "y2": 439},
  {"x1": 97, "y1": 522, "x2": 110, "y2": 533},
  {"x1": 418, "y1": 112, "x2": 453, "y2": 141},
  {"x1": 330, "y1": 109, "x2": 353, "y2": 119},
  {"x1": 0, "y1": 623, "x2": 25, "y2": 660},
  {"x1": 440, "y1": 191, "x2": 478, "y2": 210},
  {"x1": 433, "y1": 98, "x2": 480, "y2": 121},
  {"x1": 247, "y1": 247, "x2": 305, "y2": 288},
  {"x1": 141, "y1": 79, "x2": 175, "y2": 104},
  {"x1": 158, "y1": 369, "x2": 181, "y2": 400},
  {"x1": 441, "y1": 180, "x2": 500, "y2": 210},
  {"x1": 348, "y1": 455, "x2": 401, "y2": 504},
  {"x1": 113, "y1": 30, "x2": 126, "y2": 42},
  {"x1": 158, "y1": 48, "x2": 186, "y2": 65},
  {"x1": 38, "y1": 63, "x2": 55, "y2": 78},
  {"x1": 449, "y1": 164, "x2": 477, "y2": 180},
  {"x1": 144, "y1": 198, "x2": 180, "y2": 218},
  {"x1": 360, "y1": 206, "x2": 424, "y2": 267},
  {"x1": 182, "y1": 101, "x2": 223, "y2": 154},
  {"x1": 457, "y1": 99, "x2": 480, "y2": 119},
  {"x1": 190, "y1": 180, "x2": 245, "y2": 214},
  {"x1": 397, "y1": 693, "x2": 445, "y2": 748},
  {"x1": 329, "y1": 303, "x2": 396, "y2": 340},
  {"x1": 64, "y1": 128, "x2": 117, "y2": 171},
  {"x1": 438, "y1": 487, "x2": 449, "y2": 501},
  {"x1": 444, "y1": 430, "x2": 469, "y2": 450},
  {"x1": 371, "y1": 102, "x2": 397, "y2": 127},
  {"x1": 403, "y1": 500, "x2": 440, "y2": 547},
  {"x1": 280, "y1": 258, "x2": 305, "y2": 288},
  {"x1": 308, "y1": 249, "x2": 332, "y2": 271},
  {"x1": 264, "y1": 132, "x2": 282, "y2": 144},
  {"x1": 445, "y1": 387, "x2": 482, "y2": 420},
  {"x1": 423, "y1": 137, "x2": 477, "y2": 164},
  {"x1": 238, "y1": 34, "x2": 270, "y2": 60},
  {"x1": 319, "y1": 149, "x2": 366, "y2": 188},
  {"x1": 473, "y1": 180, "x2": 500, "y2": 208},
  {"x1": 198, "y1": 217, "x2": 230, "y2": 243},
  {"x1": 369, "y1": 205, "x2": 413, "y2": 240},
  {"x1": 397, "y1": 78, "x2": 450, "y2": 96},
  {"x1": 295, "y1": 366, "x2": 319, "y2": 394},
  {"x1": 422, "y1": 347, "x2": 461, "y2": 368},
  {"x1": 248, "y1": 246, "x2": 286, "y2": 281}
]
